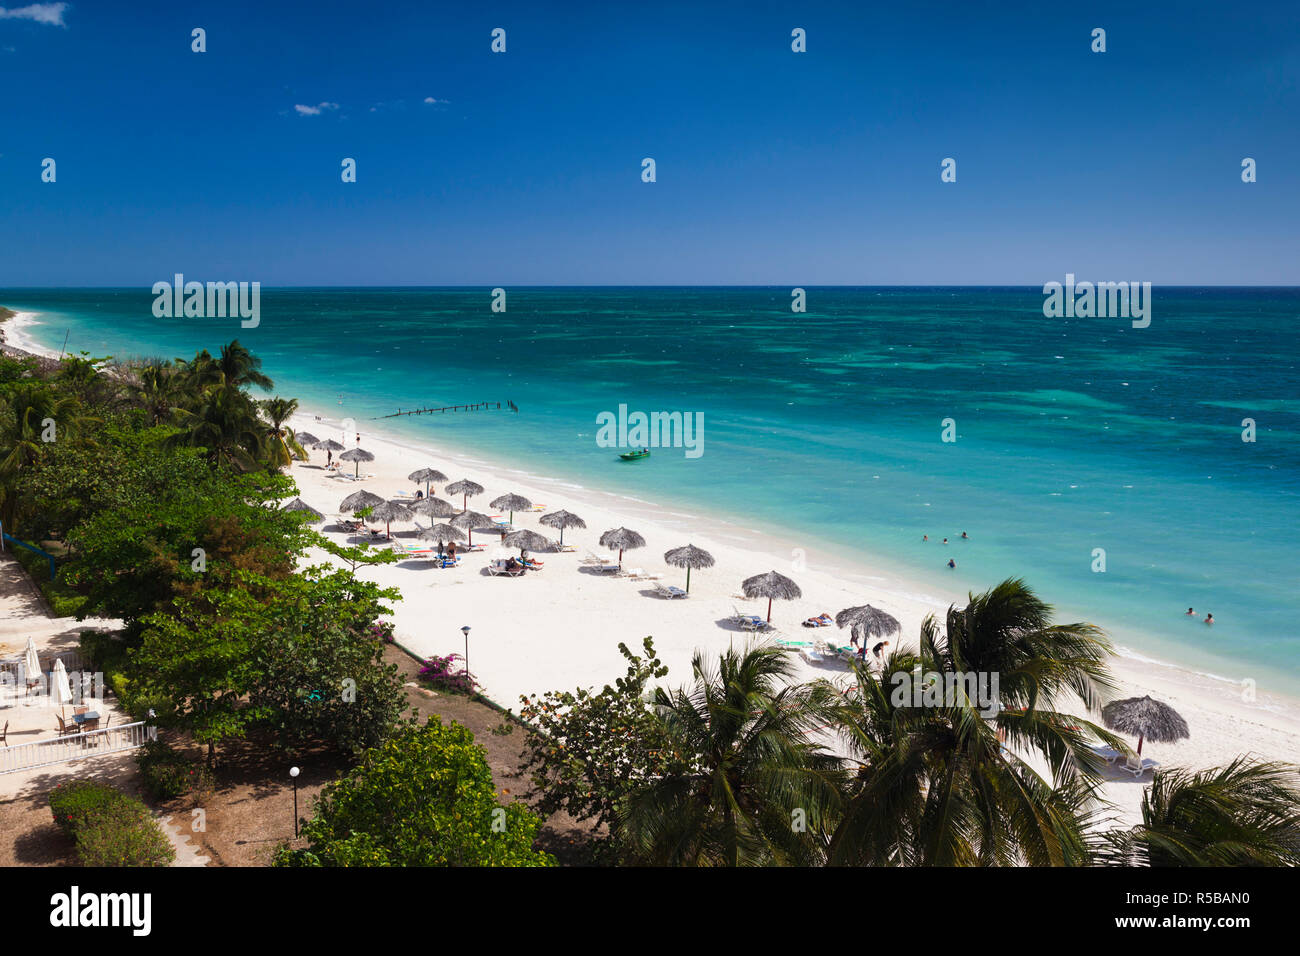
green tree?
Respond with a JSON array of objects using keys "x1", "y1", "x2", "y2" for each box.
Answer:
[
  {"x1": 261, "y1": 396, "x2": 305, "y2": 467},
  {"x1": 276, "y1": 718, "x2": 555, "y2": 867},
  {"x1": 510, "y1": 638, "x2": 688, "y2": 851},
  {"x1": 618, "y1": 643, "x2": 844, "y2": 866},
  {"x1": 1099, "y1": 758, "x2": 1300, "y2": 866}
]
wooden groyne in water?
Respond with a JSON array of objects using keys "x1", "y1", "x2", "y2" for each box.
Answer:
[{"x1": 373, "y1": 400, "x2": 518, "y2": 419}]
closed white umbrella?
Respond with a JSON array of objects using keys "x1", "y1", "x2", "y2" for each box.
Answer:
[
  {"x1": 51, "y1": 658, "x2": 73, "y2": 719},
  {"x1": 23, "y1": 636, "x2": 40, "y2": 684}
]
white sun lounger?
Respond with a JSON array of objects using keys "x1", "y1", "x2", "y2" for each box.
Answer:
[
  {"x1": 1089, "y1": 744, "x2": 1123, "y2": 764},
  {"x1": 1123, "y1": 755, "x2": 1160, "y2": 778},
  {"x1": 652, "y1": 582, "x2": 688, "y2": 599}
]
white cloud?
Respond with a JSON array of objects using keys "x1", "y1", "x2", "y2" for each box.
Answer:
[
  {"x1": 294, "y1": 101, "x2": 340, "y2": 116},
  {"x1": 423, "y1": 96, "x2": 449, "y2": 105},
  {"x1": 0, "y1": 3, "x2": 69, "y2": 26}
]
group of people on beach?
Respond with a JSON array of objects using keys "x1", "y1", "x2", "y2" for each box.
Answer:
[{"x1": 922, "y1": 531, "x2": 968, "y2": 568}]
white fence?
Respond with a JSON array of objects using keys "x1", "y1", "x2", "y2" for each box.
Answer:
[{"x1": 0, "y1": 720, "x2": 149, "y2": 775}]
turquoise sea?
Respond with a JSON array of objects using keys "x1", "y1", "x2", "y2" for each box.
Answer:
[{"x1": 4, "y1": 287, "x2": 1298, "y2": 695}]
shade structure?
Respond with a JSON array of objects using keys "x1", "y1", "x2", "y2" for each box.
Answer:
[
  {"x1": 51, "y1": 657, "x2": 73, "y2": 718},
  {"x1": 339, "y1": 447, "x2": 375, "y2": 478},
  {"x1": 1101, "y1": 695, "x2": 1190, "y2": 757},
  {"x1": 339, "y1": 490, "x2": 385, "y2": 514},
  {"x1": 410, "y1": 496, "x2": 457, "y2": 522},
  {"x1": 408, "y1": 467, "x2": 448, "y2": 496},
  {"x1": 540, "y1": 509, "x2": 586, "y2": 547},
  {"x1": 599, "y1": 527, "x2": 645, "y2": 568},
  {"x1": 368, "y1": 500, "x2": 414, "y2": 538},
  {"x1": 446, "y1": 479, "x2": 485, "y2": 511},
  {"x1": 23, "y1": 636, "x2": 40, "y2": 685},
  {"x1": 294, "y1": 431, "x2": 319, "y2": 450},
  {"x1": 490, "y1": 493, "x2": 532, "y2": 525},
  {"x1": 663, "y1": 543, "x2": 715, "y2": 593},
  {"x1": 419, "y1": 523, "x2": 465, "y2": 549},
  {"x1": 282, "y1": 497, "x2": 325, "y2": 523},
  {"x1": 450, "y1": 509, "x2": 493, "y2": 546},
  {"x1": 503, "y1": 529, "x2": 550, "y2": 556},
  {"x1": 742, "y1": 570, "x2": 803, "y2": 622},
  {"x1": 314, "y1": 438, "x2": 345, "y2": 466},
  {"x1": 835, "y1": 604, "x2": 901, "y2": 645}
]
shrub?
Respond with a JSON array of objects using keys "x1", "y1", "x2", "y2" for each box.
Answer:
[
  {"x1": 75, "y1": 804, "x2": 175, "y2": 867},
  {"x1": 49, "y1": 780, "x2": 120, "y2": 837},
  {"x1": 138, "y1": 740, "x2": 215, "y2": 802},
  {"x1": 48, "y1": 779, "x2": 175, "y2": 867},
  {"x1": 418, "y1": 654, "x2": 476, "y2": 694}
]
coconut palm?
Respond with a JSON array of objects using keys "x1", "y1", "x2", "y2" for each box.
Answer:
[
  {"x1": 821, "y1": 650, "x2": 1096, "y2": 867},
  {"x1": 127, "y1": 360, "x2": 187, "y2": 425},
  {"x1": 0, "y1": 384, "x2": 89, "y2": 532},
  {"x1": 1097, "y1": 758, "x2": 1300, "y2": 866},
  {"x1": 167, "y1": 383, "x2": 267, "y2": 470},
  {"x1": 618, "y1": 643, "x2": 844, "y2": 866},
  {"x1": 217, "y1": 340, "x2": 274, "y2": 391},
  {"x1": 261, "y1": 397, "x2": 306, "y2": 467}
]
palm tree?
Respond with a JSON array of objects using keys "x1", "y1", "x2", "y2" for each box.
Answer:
[
  {"x1": 823, "y1": 579, "x2": 1121, "y2": 866},
  {"x1": 167, "y1": 383, "x2": 267, "y2": 470},
  {"x1": 821, "y1": 650, "x2": 1094, "y2": 866},
  {"x1": 618, "y1": 643, "x2": 844, "y2": 866},
  {"x1": 0, "y1": 384, "x2": 87, "y2": 532},
  {"x1": 217, "y1": 340, "x2": 273, "y2": 391},
  {"x1": 1098, "y1": 758, "x2": 1300, "y2": 866},
  {"x1": 261, "y1": 397, "x2": 305, "y2": 468},
  {"x1": 127, "y1": 360, "x2": 186, "y2": 426}
]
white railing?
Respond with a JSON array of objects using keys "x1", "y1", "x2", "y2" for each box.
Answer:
[
  {"x1": 0, "y1": 720, "x2": 148, "y2": 775},
  {"x1": 0, "y1": 648, "x2": 85, "y2": 682}
]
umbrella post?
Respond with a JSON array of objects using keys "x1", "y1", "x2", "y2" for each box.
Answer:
[
  {"x1": 1137, "y1": 733, "x2": 1144, "y2": 757},
  {"x1": 686, "y1": 566, "x2": 691, "y2": 593},
  {"x1": 767, "y1": 598, "x2": 773, "y2": 622}
]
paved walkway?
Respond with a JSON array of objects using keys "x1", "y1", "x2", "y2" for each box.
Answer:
[{"x1": 159, "y1": 814, "x2": 212, "y2": 867}]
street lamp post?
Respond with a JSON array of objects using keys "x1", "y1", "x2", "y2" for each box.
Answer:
[
  {"x1": 289, "y1": 766, "x2": 300, "y2": 838},
  {"x1": 461, "y1": 625, "x2": 471, "y2": 681}
]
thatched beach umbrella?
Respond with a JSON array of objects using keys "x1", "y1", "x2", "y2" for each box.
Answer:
[
  {"x1": 368, "y1": 500, "x2": 413, "y2": 538},
  {"x1": 540, "y1": 509, "x2": 586, "y2": 547},
  {"x1": 490, "y1": 493, "x2": 532, "y2": 526},
  {"x1": 339, "y1": 447, "x2": 375, "y2": 478},
  {"x1": 742, "y1": 570, "x2": 802, "y2": 623},
  {"x1": 503, "y1": 529, "x2": 550, "y2": 557},
  {"x1": 446, "y1": 479, "x2": 485, "y2": 512},
  {"x1": 663, "y1": 544, "x2": 714, "y2": 593},
  {"x1": 410, "y1": 496, "x2": 457, "y2": 523},
  {"x1": 314, "y1": 438, "x2": 345, "y2": 466},
  {"x1": 294, "y1": 431, "x2": 319, "y2": 457},
  {"x1": 282, "y1": 497, "x2": 325, "y2": 523},
  {"x1": 599, "y1": 527, "x2": 645, "y2": 569},
  {"x1": 409, "y1": 467, "x2": 448, "y2": 497},
  {"x1": 450, "y1": 509, "x2": 493, "y2": 547},
  {"x1": 339, "y1": 490, "x2": 384, "y2": 514},
  {"x1": 835, "y1": 604, "x2": 901, "y2": 648},
  {"x1": 1101, "y1": 695, "x2": 1190, "y2": 757},
  {"x1": 419, "y1": 523, "x2": 465, "y2": 551}
]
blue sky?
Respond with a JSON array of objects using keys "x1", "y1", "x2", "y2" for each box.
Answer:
[{"x1": 1, "y1": 0, "x2": 1297, "y2": 285}]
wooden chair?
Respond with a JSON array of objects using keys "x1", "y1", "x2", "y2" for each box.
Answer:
[{"x1": 55, "y1": 714, "x2": 80, "y2": 737}]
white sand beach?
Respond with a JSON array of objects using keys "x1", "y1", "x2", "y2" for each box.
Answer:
[
  {"x1": 285, "y1": 408, "x2": 1300, "y2": 831},
  {"x1": 5, "y1": 320, "x2": 1298, "y2": 832}
]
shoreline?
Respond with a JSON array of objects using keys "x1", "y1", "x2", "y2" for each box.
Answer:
[{"x1": 7, "y1": 305, "x2": 1300, "y2": 827}]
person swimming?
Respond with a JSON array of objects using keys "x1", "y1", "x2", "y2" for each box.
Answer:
[
  {"x1": 947, "y1": 558, "x2": 955, "y2": 568},
  {"x1": 942, "y1": 537, "x2": 948, "y2": 545},
  {"x1": 922, "y1": 534, "x2": 929, "y2": 542},
  {"x1": 1186, "y1": 607, "x2": 1195, "y2": 615},
  {"x1": 961, "y1": 531, "x2": 968, "y2": 539},
  {"x1": 1204, "y1": 613, "x2": 1214, "y2": 625}
]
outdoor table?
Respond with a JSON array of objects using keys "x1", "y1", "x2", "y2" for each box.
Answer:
[{"x1": 71, "y1": 711, "x2": 101, "y2": 725}]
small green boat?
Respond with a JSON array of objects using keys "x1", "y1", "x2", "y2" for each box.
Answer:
[{"x1": 619, "y1": 449, "x2": 650, "y2": 461}]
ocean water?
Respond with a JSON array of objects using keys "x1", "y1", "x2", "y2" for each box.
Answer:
[{"x1": 4, "y1": 287, "x2": 1299, "y2": 694}]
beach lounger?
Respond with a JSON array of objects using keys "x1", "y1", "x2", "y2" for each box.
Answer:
[
  {"x1": 652, "y1": 582, "x2": 688, "y2": 599},
  {"x1": 1089, "y1": 744, "x2": 1122, "y2": 765},
  {"x1": 1123, "y1": 755, "x2": 1159, "y2": 778},
  {"x1": 594, "y1": 563, "x2": 621, "y2": 574},
  {"x1": 580, "y1": 551, "x2": 604, "y2": 565},
  {"x1": 521, "y1": 558, "x2": 544, "y2": 571},
  {"x1": 731, "y1": 605, "x2": 768, "y2": 630},
  {"x1": 556, "y1": 543, "x2": 577, "y2": 553},
  {"x1": 488, "y1": 560, "x2": 526, "y2": 577}
]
